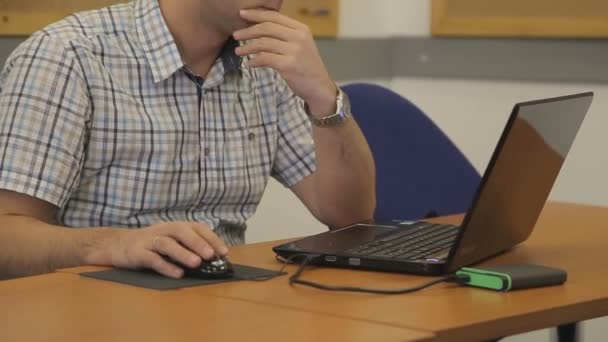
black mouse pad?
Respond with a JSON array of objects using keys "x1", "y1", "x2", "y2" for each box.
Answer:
[{"x1": 80, "y1": 264, "x2": 285, "y2": 290}]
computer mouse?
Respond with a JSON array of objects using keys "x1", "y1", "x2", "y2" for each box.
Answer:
[{"x1": 179, "y1": 255, "x2": 235, "y2": 280}]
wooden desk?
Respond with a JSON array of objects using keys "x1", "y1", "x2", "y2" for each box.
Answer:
[
  {"x1": 59, "y1": 202, "x2": 608, "y2": 341},
  {"x1": 0, "y1": 272, "x2": 433, "y2": 342}
]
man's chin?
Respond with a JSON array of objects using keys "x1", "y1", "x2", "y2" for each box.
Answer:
[{"x1": 233, "y1": 19, "x2": 251, "y2": 31}]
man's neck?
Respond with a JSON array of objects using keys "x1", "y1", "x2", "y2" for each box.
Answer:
[{"x1": 159, "y1": 0, "x2": 229, "y2": 77}]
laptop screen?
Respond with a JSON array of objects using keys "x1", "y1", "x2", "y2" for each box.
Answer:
[{"x1": 447, "y1": 93, "x2": 593, "y2": 272}]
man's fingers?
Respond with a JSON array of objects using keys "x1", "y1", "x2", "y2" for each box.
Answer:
[
  {"x1": 166, "y1": 226, "x2": 215, "y2": 261},
  {"x1": 140, "y1": 250, "x2": 183, "y2": 279},
  {"x1": 246, "y1": 52, "x2": 291, "y2": 72},
  {"x1": 153, "y1": 222, "x2": 227, "y2": 260},
  {"x1": 233, "y1": 22, "x2": 294, "y2": 42},
  {"x1": 191, "y1": 223, "x2": 229, "y2": 256},
  {"x1": 235, "y1": 38, "x2": 292, "y2": 57},
  {"x1": 239, "y1": 9, "x2": 304, "y2": 30},
  {"x1": 152, "y1": 235, "x2": 201, "y2": 268}
]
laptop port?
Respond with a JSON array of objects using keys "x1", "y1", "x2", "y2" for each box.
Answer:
[
  {"x1": 324, "y1": 255, "x2": 337, "y2": 262},
  {"x1": 348, "y1": 258, "x2": 361, "y2": 266}
]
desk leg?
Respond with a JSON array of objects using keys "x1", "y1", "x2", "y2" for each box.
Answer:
[
  {"x1": 557, "y1": 322, "x2": 579, "y2": 342},
  {"x1": 486, "y1": 322, "x2": 578, "y2": 342}
]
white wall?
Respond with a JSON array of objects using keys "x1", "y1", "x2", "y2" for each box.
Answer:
[
  {"x1": 339, "y1": 0, "x2": 431, "y2": 38},
  {"x1": 391, "y1": 77, "x2": 608, "y2": 208}
]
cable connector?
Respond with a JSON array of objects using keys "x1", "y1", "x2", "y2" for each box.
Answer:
[{"x1": 445, "y1": 273, "x2": 471, "y2": 285}]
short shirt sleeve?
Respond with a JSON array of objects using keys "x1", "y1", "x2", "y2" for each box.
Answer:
[
  {"x1": 0, "y1": 33, "x2": 90, "y2": 207},
  {"x1": 270, "y1": 73, "x2": 316, "y2": 188}
]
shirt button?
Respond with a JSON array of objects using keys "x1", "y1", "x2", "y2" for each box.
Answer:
[
  {"x1": 204, "y1": 148, "x2": 210, "y2": 156},
  {"x1": 248, "y1": 132, "x2": 255, "y2": 140}
]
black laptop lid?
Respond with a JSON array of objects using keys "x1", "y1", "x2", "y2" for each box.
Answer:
[{"x1": 446, "y1": 92, "x2": 593, "y2": 272}]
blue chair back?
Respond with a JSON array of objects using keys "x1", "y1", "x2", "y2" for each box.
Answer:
[{"x1": 342, "y1": 83, "x2": 481, "y2": 221}]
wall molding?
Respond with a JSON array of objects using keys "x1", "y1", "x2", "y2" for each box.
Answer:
[
  {"x1": 321, "y1": 37, "x2": 608, "y2": 83},
  {"x1": 3, "y1": 37, "x2": 608, "y2": 83}
]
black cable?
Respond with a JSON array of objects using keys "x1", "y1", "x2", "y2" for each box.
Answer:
[
  {"x1": 288, "y1": 256, "x2": 471, "y2": 295},
  {"x1": 234, "y1": 254, "x2": 309, "y2": 282},
  {"x1": 235, "y1": 254, "x2": 471, "y2": 294}
]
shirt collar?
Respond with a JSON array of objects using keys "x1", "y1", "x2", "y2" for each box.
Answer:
[
  {"x1": 135, "y1": 0, "x2": 242, "y2": 84},
  {"x1": 220, "y1": 38, "x2": 242, "y2": 74},
  {"x1": 135, "y1": 0, "x2": 183, "y2": 83}
]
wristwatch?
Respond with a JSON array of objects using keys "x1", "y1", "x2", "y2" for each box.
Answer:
[{"x1": 303, "y1": 87, "x2": 352, "y2": 128}]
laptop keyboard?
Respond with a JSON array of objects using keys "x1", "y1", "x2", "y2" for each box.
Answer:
[{"x1": 344, "y1": 222, "x2": 460, "y2": 261}]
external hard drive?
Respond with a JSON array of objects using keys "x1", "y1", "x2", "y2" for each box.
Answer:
[{"x1": 455, "y1": 264, "x2": 567, "y2": 291}]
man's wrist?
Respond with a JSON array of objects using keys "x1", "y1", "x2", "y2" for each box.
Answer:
[
  {"x1": 79, "y1": 228, "x2": 123, "y2": 266},
  {"x1": 303, "y1": 86, "x2": 352, "y2": 128},
  {"x1": 304, "y1": 84, "x2": 339, "y2": 118}
]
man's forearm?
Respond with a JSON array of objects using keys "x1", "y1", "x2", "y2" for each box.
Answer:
[
  {"x1": 312, "y1": 118, "x2": 376, "y2": 227},
  {"x1": 0, "y1": 211, "x2": 231, "y2": 280},
  {"x1": 0, "y1": 215, "x2": 119, "y2": 279}
]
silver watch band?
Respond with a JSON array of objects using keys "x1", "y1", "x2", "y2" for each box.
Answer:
[{"x1": 303, "y1": 87, "x2": 352, "y2": 128}]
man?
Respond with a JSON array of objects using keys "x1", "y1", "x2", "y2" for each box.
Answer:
[{"x1": 0, "y1": 0, "x2": 375, "y2": 280}]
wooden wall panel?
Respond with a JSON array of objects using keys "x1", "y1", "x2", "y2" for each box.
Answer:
[
  {"x1": 282, "y1": 0, "x2": 338, "y2": 38},
  {"x1": 432, "y1": 0, "x2": 608, "y2": 38}
]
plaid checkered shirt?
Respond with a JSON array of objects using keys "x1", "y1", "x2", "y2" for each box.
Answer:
[{"x1": 0, "y1": 0, "x2": 316, "y2": 245}]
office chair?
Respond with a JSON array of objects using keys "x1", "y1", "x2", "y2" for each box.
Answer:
[
  {"x1": 343, "y1": 83, "x2": 578, "y2": 342},
  {"x1": 342, "y1": 83, "x2": 480, "y2": 222}
]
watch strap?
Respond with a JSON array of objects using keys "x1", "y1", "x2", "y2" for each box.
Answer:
[{"x1": 303, "y1": 87, "x2": 351, "y2": 128}]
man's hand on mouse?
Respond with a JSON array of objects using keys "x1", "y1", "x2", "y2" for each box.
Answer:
[
  {"x1": 233, "y1": 9, "x2": 338, "y2": 117},
  {"x1": 89, "y1": 222, "x2": 229, "y2": 279}
]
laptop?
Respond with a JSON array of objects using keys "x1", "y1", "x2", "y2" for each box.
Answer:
[{"x1": 273, "y1": 92, "x2": 594, "y2": 275}]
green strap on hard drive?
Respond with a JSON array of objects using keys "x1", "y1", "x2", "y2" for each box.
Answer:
[{"x1": 456, "y1": 267, "x2": 513, "y2": 291}]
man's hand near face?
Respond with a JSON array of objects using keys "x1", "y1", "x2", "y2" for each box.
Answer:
[
  {"x1": 233, "y1": 9, "x2": 376, "y2": 229},
  {"x1": 233, "y1": 9, "x2": 338, "y2": 116}
]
